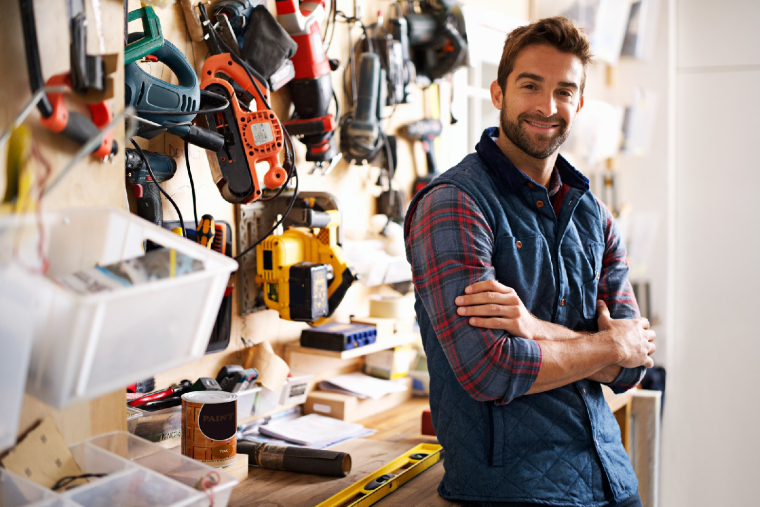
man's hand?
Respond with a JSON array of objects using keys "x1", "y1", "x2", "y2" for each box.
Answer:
[
  {"x1": 455, "y1": 280, "x2": 545, "y2": 340},
  {"x1": 596, "y1": 300, "x2": 656, "y2": 369}
]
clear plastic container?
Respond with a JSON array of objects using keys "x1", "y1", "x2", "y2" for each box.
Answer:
[
  {"x1": 0, "y1": 264, "x2": 38, "y2": 451},
  {"x1": 235, "y1": 387, "x2": 261, "y2": 423},
  {"x1": 0, "y1": 208, "x2": 238, "y2": 408},
  {"x1": 0, "y1": 432, "x2": 237, "y2": 506}
]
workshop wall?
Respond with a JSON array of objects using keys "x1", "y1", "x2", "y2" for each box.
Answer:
[{"x1": 0, "y1": 0, "x2": 528, "y2": 443}]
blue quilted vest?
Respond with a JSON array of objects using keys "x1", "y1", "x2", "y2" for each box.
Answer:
[{"x1": 409, "y1": 128, "x2": 639, "y2": 506}]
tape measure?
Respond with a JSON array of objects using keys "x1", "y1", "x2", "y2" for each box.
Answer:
[{"x1": 316, "y1": 443, "x2": 443, "y2": 507}]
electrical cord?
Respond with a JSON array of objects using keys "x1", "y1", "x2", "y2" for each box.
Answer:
[
  {"x1": 130, "y1": 138, "x2": 187, "y2": 238},
  {"x1": 184, "y1": 140, "x2": 199, "y2": 231}
]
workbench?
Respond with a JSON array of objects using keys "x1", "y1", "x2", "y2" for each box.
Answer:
[{"x1": 227, "y1": 388, "x2": 661, "y2": 507}]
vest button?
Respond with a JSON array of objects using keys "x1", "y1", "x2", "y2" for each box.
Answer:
[
  {"x1": 560, "y1": 298, "x2": 566, "y2": 307},
  {"x1": 515, "y1": 240, "x2": 522, "y2": 249},
  {"x1": 528, "y1": 183, "x2": 535, "y2": 189},
  {"x1": 536, "y1": 200, "x2": 544, "y2": 208},
  {"x1": 596, "y1": 272, "x2": 600, "y2": 280}
]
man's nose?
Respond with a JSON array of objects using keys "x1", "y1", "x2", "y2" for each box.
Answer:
[{"x1": 534, "y1": 91, "x2": 558, "y2": 117}]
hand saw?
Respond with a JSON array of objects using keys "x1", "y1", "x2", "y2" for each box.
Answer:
[{"x1": 200, "y1": 54, "x2": 288, "y2": 204}]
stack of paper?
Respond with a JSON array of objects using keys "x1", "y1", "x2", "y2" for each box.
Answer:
[
  {"x1": 318, "y1": 373, "x2": 409, "y2": 400},
  {"x1": 258, "y1": 414, "x2": 374, "y2": 448}
]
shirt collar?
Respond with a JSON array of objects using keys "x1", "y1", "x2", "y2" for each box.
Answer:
[{"x1": 476, "y1": 127, "x2": 589, "y2": 193}]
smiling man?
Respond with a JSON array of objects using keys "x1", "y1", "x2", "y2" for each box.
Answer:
[{"x1": 404, "y1": 17, "x2": 655, "y2": 507}]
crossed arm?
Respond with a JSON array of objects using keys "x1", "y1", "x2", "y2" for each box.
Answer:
[{"x1": 404, "y1": 184, "x2": 654, "y2": 404}]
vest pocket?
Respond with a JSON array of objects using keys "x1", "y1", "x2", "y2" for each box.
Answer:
[
  {"x1": 493, "y1": 235, "x2": 550, "y2": 312},
  {"x1": 582, "y1": 240, "x2": 605, "y2": 320}
]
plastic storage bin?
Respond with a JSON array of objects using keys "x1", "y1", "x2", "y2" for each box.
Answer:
[
  {"x1": 0, "y1": 208, "x2": 238, "y2": 408},
  {"x1": 0, "y1": 264, "x2": 38, "y2": 452},
  {"x1": 236, "y1": 387, "x2": 261, "y2": 423},
  {"x1": 0, "y1": 432, "x2": 237, "y2": 506}
]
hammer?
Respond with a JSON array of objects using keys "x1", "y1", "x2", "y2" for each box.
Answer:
[{"x1": 398, "y1": 119, "x2": 443, "y2": 196}]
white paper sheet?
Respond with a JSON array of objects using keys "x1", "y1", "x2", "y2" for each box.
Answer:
[{"x1": 319, "y1": 373, "x2": 409, "y2": 400}]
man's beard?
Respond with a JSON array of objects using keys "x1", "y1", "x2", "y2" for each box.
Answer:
[{"x1": 501, "y1": 106, "x2": 570, "y2": 160}]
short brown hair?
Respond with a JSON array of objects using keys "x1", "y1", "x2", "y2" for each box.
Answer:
[{"x1": 497, "y1": 17, "x2": 592, "y2": 95}]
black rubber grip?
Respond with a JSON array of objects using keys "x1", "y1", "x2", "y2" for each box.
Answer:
[
  {"x1": 182, "y1": 125, "x2": 225, "y2": 152},
  {"x1": 136, "y1": 183, "x2": 162, "y2": 226},
  {"x1": 61, "y1": 111, "x2": 118, "y2": 155}
]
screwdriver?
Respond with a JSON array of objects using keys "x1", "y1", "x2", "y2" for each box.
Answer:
[{"x1": 197, "y1": 214, "x2": 215, "y2": 248}]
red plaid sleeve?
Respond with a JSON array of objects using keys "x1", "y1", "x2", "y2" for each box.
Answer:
[
  {"x1": 405, "y1": 184, "x2": 542, "y2": 404},
  {"x1": 596, "y1": 199, "x2": 647, "y2": 392}
]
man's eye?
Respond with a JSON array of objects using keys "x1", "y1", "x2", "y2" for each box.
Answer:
[{"x1": 524, "y1": 84, "x2": 537, "y2": 90}]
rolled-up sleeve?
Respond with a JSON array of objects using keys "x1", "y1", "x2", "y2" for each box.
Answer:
[
  {"x1": 596, "y1": 198, "x2": 646, "y2": 393},
  {"x1": 405, "y1": 184, "x2": 542, "y2": 404}
]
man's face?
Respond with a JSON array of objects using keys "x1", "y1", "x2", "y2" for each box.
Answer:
[{"x1": 491, "y1": 44, "x2": 585, "y2": 159}]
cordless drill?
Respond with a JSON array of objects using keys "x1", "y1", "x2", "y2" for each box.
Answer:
[
  {"x1": 275, "y1": 0, "x2": 338, "y2": 165},
  {"x1": 125, "y1": 148, "x2": 177, "y2": 226},
  {"x1": 398, "y1": 119, "x2": 443, "y2": 196}
]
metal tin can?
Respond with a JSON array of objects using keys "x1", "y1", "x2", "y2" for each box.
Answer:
[{"x1": 181, "y1": 391, "x2": 237, "y2": 467}]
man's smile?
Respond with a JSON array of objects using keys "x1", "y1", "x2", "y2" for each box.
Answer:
[{"x1": 524, "y1": 119, "x2": 560, "y2": 131}]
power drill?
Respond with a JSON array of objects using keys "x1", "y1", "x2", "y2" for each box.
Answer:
[
  {"x1": 275, "y1": 0, "x2": 338, "y2": 166},
  {"x1": 398, "y1": 119, "x2": 442, "y2": 196},
  {"x1": 125, "y1": 148, "x2": 177, "y2": 226}
]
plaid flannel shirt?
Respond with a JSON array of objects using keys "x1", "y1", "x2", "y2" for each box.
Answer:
[{"x1": 405, "y1": 168, "x2": 644, "y2": 404}]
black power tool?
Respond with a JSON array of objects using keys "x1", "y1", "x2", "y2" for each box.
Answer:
[{"x1": 125, "y1": 148, "x2": 177, "y2": 227}]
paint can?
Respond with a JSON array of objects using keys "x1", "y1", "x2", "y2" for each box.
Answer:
[{"x1": 181, "y1": 391, "x2": 237, "y2": 467}]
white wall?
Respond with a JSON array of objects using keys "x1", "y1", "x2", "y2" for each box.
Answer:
[{"x1": 662, "y1": 0, "x2": 760, "y2": 504}]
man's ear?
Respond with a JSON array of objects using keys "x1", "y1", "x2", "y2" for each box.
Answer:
[
  {"x1": 577, "y1": 95, "x2": 584, "y2": 114},
  {"x1": 490, "y1": 80, "x2": 504, "y2": 110}
]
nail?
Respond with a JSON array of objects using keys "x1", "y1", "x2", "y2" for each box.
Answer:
[
  {"x1": 465, "y1": 286, "x2": 472, "y2": 294},
  {"x1": 458, "y1": 307, "x2": 465, "y2": 315},
  {"x1": 456, "y1": 297, "x2": 463, "y2": 304}
]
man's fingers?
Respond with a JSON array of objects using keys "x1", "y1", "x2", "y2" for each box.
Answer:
[
  {"x1": 647, "y1": 330, "x2": 656, "y2": 342},
  {"x1": 644, "y1": 357, "x2": 655, "y2": 369},
  {"x1": 458, "y1": 304, "x2": 520, "y2": 318},
  {"x1": 648, "y1": 342, "x2": 657, "y2": 355},
  {"x1": 456, "y1": 292, "x2": 520, "y2": 307},
  {"x1": 596, "y1": 300, "x2": 610, "y2": 319},
  {"x1": 469, "y1": 317, "x2": 513, "y2": 330},
  {"x1": 465, "y1": 280, "x2": 513, "y2": 295},
  {"x1": 636, "y1": 317, "x2": 651, "y2": 330}
]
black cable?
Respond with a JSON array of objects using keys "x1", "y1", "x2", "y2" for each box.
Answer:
[
  {"x1": 184, "y1": 140, "x2": 198, "y2": 231},
  {"x1": 53, "y1": 473, "x2": 107, "y2": 491},
  {"x1": 130, "y1": 138, "x2": 186, "y2": 238}
]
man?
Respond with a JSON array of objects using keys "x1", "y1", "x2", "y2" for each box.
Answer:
[{"x1": 404, "y1": 17, "x2": 655, "y2": 507}]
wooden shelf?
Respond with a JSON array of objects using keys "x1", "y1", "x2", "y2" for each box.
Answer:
[{"x1": 284, "y1": 332, "x2": 419, "y2": 360}]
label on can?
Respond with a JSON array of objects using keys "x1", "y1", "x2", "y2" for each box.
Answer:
[
  {"x1": 182, "y1": 392, "x2": 237, "y2": 467},
  {"x1": 250, "y1": 122, "x2": 274, "y2": 146}
]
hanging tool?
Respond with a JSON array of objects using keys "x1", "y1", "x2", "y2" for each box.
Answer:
[
  {"x1": 124, "y1": 6, "x2": 164, "y2": 65},
  {"x1": 404, "y1": 0, "x2": 468, "y2": 85},
  {"x1": 341, "y1": 53, "x2": 384, "y2": 164},
  {"x1": 387, "y1": 5, "x2": 415, "y2": 104},
  {"x1": 125, "y1": 32, "x2": 225, "y2": 152},
  {"x1": 200, "y1": 54, "x2": 288, "y2": 204},
  {"x1": 68, "y1": 0, "x2": 106, "y2": 94},
  {"x1": 275, "y1": 0, "x2": 339, "y2": 167},
  {"x1": 315, "y1": 443, "x2": 443, "y2": 507},
  {"x1": 125, "y1": 148, "x2": 177, "y2": 227},
  {"x1": 399, "y1": 119, "x2": 442, "y2": 196},
  {"x1": 207, "y1": 222, "x2": 234, "y2": 354},
  {"x1": 18, "y1": 0, "x2": 117, "y2": 159},
  {"x1": 255, "y1": 193, "x2": 356, "y2": 325},
  {"x1": 197, "y1": 214, "x2": 215, "y2": 248}
]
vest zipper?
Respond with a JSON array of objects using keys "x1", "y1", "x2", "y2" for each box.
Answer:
[{"x1": 487, "y1": 402, "x2": 495, "y2": 466}]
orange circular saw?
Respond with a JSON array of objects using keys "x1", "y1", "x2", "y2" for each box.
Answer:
[{"x1": 200, "y1": 54, "x2": 288, "y2": 204}]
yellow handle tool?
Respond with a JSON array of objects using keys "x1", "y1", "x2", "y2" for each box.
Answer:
[
  {"x1": 197, "y1": 214, "x2": 215, "y2": 248},
  {"x1": 316, "y1": 443, "x2": 443, "y2": 507}
]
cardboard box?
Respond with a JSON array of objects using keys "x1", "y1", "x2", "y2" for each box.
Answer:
[{"x1": 303, "y1": 377, "x2": 413, "y2": 422}]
